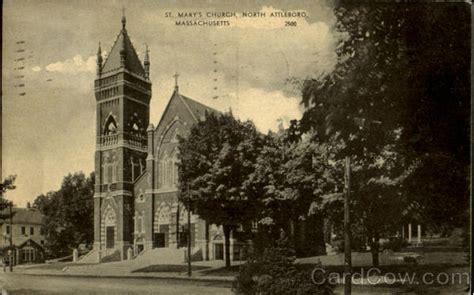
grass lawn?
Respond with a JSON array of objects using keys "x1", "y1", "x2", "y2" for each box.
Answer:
[
  {"x1": 132, "y1": 264, "x2": 211, "y2": 273},
  {"x1": 300, "y1": 263, "x2": 469, "y2": 276},
  {"x1": 203, "y1": 263, "x2": 469, "y2": 280},
  {"x1": 201, "y1": 265, "x2": 240, "y2": 277},
  {"x1": 202, "y1": 251, "x2": 469, "y2": 288}
]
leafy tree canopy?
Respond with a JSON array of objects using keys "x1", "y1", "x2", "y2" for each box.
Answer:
[
  {"x1": 299, "y1": 3, "x2": 469, "y2": 265},
  {"x1": 33, "y1": 172, "x2": 94, "y2": 258},
  {"x1": 0, "y1": 175, "x2": 17, "y2": 221},
  {"x1": 178, "y1": 111, "x2": 262, "y2": 267}
]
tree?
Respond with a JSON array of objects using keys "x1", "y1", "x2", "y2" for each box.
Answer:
[
  {"x1": 395, "y1": 4, "x2": 470, "y2": 233},
  {"x1": 33, "y1": 172, "x2": 94, "y2": 258},
  {"x1": 299, "y1": 3, "x2": 469, "y2": 266},
  {"x1": 178, "y1": 112, "x2": 262, "y2": 268},
  {"x1": 250, "y1": 130, "x2": 341, "y2": 255},
  {"x1": 0, "y1": 175, "x2": 17, "y2": 222}
]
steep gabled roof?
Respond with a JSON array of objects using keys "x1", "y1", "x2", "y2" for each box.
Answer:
[
  {"x1": 0, "y1": 207, "x2": 43, "y2": 225},
  {"x1": 179, "y1": 93, "x2": 219, "y2": 121},
  {"x1": 153, "y1": 88, "x2": 220, "y2": 135},
  {"x1": 101, "y1": 22, "x2": 145, "y2": 76},
  {"x1": 18, "y1": 238, "x2": 44, "y2": 250}
]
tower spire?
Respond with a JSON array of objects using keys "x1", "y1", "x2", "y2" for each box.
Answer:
[{"x1": 119, "y1": 9, "x2": 126, "y2": 67}]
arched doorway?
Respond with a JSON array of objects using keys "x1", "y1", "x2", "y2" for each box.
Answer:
[
  {"x1": 103, "y1": 206, "x2": 116, "y2": 249},
  {"x1": 153, "y1": 203, "x2": 171, "y2": 248},
  {"x1": 212, "y1": 235, "x2": 224, "y2": 260}
]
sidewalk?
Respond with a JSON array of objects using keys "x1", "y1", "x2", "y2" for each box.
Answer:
[{"x1": 12, "y1": 260, "x2": 236, "y2": 284}]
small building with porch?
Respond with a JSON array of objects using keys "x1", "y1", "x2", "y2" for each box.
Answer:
[{"x1": 0, "y1": 205, "x2": 46, "y2": 265}]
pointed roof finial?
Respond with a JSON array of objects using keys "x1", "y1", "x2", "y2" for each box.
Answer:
[
  {"x1": 144, "y1": 44, "x2": 150, "y2": 64},
  {"x1": 121, "y1": 6, "x2": 126, "y2": 29},
  {"x1": 97, "y1": 42, "x2": 103, "y2": 76},
  {"x1": 173, "y1": 72, "x2": 180, "y2": 92},
  {"x1": 97, "y1": 42, "x2": 103, "y2": 65},
  {"x1": 144, "y1": 44, "x2": 150, "y2": 79}
]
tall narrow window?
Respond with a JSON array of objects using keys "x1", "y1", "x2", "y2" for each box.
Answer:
[
  {"x1": 173, "y1": 162, "x2": 178, "y2": 186},
  {"x1": 30, "y1": 227, "x2": 34, "y2": 235},
  {"x1": 107, "y1": 164, "x2": 113, "y2": 183},
  {"x1": 111, "y1": 161, "x2": 118, "y2": 183},
  {"x1": 131, "y1": 158, "x2": 135, "y2": 181},
  {"x1": 134, "y1": 213, "x2": 138, "y2": 233},
  {"x1": 166, "y1": 160, "x2": 172, "y2": 186},
  {"x1": 21, "y1": 226, "x2": 26, "y2": 235},
  {"x1": 159, "y1": 162, "x2": 164, "y2": 188},
  {"x1": 139, "y1": 160, "x2": 144, "y2": 174},
  {"x1": 115, "y1": 161, "x2": 119, "y2": 183},
  {"x1": 102, "y1": 163, "x2": 107, "y2": 184},
  {"x1": 137, "y1": 214, "x2": 142, "y2": 233},
  {"x1": 6, "y1": 226, "x2": 10, "y2": 235}
]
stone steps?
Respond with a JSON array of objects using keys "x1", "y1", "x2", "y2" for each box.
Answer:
[{"x1": 76, "y1": 250, "x2": 98, "y2": 264}]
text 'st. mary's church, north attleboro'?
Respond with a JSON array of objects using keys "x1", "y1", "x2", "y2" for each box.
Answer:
[{"x1": 91, "y1": 15, "x2": 234, "y2": 262}]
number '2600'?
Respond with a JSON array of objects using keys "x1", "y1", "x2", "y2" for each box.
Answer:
[{"x1": 285, "y1": 21, "x2": 297, "y2": 26}]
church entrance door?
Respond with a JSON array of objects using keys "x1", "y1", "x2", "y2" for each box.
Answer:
[
  {"x1": 106, "y1": 226, "x2": 115, "y2": 248},
  {"x1": 153, "y1": 233, "x2": 165, "y2": 248},
  {"x1": 214, "y1": 243, "x2": 224, "y2": 260}
]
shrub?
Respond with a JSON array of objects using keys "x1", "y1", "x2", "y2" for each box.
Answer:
[
  {"x1": 232, "y1": 247, "x2": 333, "y2": 295},
  {"x1": 381, "y1": 238, "x2": 409, "y2": 252}
]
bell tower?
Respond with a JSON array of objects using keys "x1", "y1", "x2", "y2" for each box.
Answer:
[{"x1": 93, "y1": 13, "x2": 152, "y2": 260}]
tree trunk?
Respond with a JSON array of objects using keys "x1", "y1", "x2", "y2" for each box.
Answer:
[
  {"x1": 289, "y1": 218, "x2": 295, "y2": 249},
  {"x1": 223, "y1": 225, "x2": 232, "y2": 269},
  {"x1": 370, "y1": 232, "x2": 380, "y2": 267}
]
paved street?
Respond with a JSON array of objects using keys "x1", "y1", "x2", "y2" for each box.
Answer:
[
  {"x1": 0, "y1": 273, "x2": 468, "y2": 295},
  {"x1": 0, "y1": 273, "x2": 232, "y2": 295}
]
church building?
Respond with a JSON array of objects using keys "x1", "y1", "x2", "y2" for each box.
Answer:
[{"x1": 92, "y1": 15, "x2": 241, "y2": 262}]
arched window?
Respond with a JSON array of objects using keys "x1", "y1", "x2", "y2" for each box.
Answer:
[
  {"x1": 104, "y1": 115, "x2": 118, "y2": 135},
  {"x1": 127, "y1": 112, "x2": 143, "y2": 136},
  {"x1": 104, "y1": 206, "x2": 116, "y2": 226},
  {"x1": 171, "y1": 127, "x2": 180, "y2": 143},
  {"x1": 158, "y1": 149, "x2": 178, "y2": 189}
]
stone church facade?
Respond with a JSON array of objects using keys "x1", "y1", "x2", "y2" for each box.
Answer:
[{"x1": 92, "y1": 16, "x2": 234, "y2": 261}]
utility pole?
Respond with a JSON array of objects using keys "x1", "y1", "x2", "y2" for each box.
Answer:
[
  {"x1": 176, "y1": 204, "x2": 180, "y2": 249},
  {"x1": 344, "y1": 156, "x2": 351, "y2": 294},
  {"x1": 9, "y1": 202, "x2": 13, "y2": 272},
  {"x1": 187, "y1": 186, "x2": 192, "y2": 277}
]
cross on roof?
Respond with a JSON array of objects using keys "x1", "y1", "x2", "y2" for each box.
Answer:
[
  {"x1": 173, "y1": 72, "x2": 180, "y2": 91},
  {"x1": 121, "y1": 6, "x2": 126, "y2": 29}
]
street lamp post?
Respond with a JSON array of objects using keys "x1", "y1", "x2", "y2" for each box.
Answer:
[
  {"x1": 187, "y1": 186, "x2": 192, "y2": 277},
  {"x1": 344, "y1": 156, "x2": 351, "y2": 294}
]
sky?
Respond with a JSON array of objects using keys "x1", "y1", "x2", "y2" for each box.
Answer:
[{"x1": 2, "y1": 0, "x2": 339, "y2": 206}]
